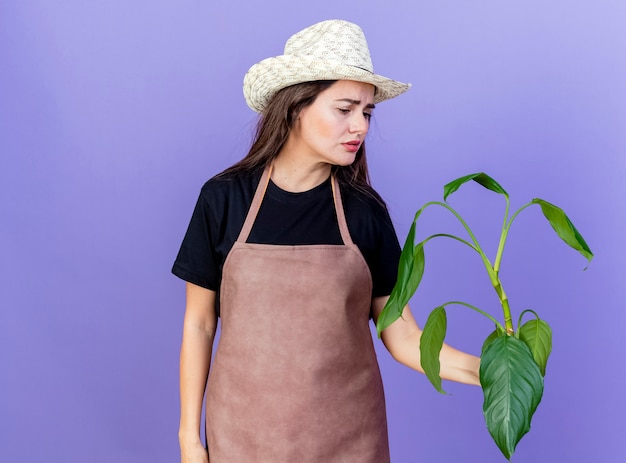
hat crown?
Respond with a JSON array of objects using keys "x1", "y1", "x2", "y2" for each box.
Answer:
[
  {"x1": 284, "y1": 20, "x2": 374, "y2": 73},
  {"x1": 243, "y1": 19, "x2": 410, "y2": 113}
]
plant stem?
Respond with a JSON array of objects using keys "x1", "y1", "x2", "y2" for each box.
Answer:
[
  {"x1": 507, "y1": 201, "x2": 535, "y2": 230},
  {"x1": 493, "y1": 202, "x2": 534, "y2": 274},
  {"x1": 417, "y1": 201, "x2": 515, "y2": 334},
  {"x1": 491, "y1": 276, "x2": 514, "y2": 334},
  {"x1": 440, "y1": 301, "x2": 505, "y2": 331},
  {"x1": 421, "y1": 202, "x2": 498, "y2": 285},
  {"x1": 492, "y1": 196, "x2": 514, "y2": 333},
  {"x1": 421, "y1": 233, "x2": 478, "y2": 252},
  {"x1": 493, "y1": 196, "x2": 511, "y2": 273},
  {"x1": 517, "y1": 309, "x2": 540, "y2": 331}
]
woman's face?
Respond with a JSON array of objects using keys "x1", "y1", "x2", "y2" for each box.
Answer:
[{"x1": 287, "y1": 80, "x2": 376, "y2": 167}]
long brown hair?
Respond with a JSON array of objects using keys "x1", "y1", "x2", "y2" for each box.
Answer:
[{"x1": 221, "y1": 81, "x2": 376, "y2": 196}]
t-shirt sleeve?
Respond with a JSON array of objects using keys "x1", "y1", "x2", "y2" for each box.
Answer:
[
  {"x1": 344, "y1": 187, "x2": 402, "y2": 298},
  {"x1": 171, "y1": 187, "x2": 221, "y2": 291},
  {"x1": 369, "y1": 204, "x2": 401, "y2": 298}
]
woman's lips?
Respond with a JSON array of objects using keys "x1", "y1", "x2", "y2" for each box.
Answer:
[{"x1": 342, "y1": 141, "x2": 361, "y2": 152}]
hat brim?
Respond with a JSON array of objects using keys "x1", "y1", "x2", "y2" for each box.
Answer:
[{"x1": 243, "y1": 54, "x2": 411, "y2": 113}]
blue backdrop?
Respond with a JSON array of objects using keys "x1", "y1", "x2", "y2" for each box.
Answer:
[{"x1": 1, "y1": 1, "x2": 624, "y2": 462}]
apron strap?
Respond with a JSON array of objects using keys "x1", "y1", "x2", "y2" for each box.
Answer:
[
  {"x1": 331, "y1": 175, "x2": 355, "y2": 246},
  {"x1": 236, "y1": 164, "x2": 273, "y2": 243},
  {"x1": 236, "y1": 163, "x2": 355, "y2": 246}
]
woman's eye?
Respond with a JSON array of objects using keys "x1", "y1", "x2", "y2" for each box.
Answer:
[
  {"x1": 364, "y1": 113, "x2": 372, "y2": 121},
  {"x1": 338, "y1": 108, "x2": 350, "y2": 114}
]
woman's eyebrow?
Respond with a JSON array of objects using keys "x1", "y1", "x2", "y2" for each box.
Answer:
[{"x1": 335, "y1": 98, "x2": 376, "y2": 109}]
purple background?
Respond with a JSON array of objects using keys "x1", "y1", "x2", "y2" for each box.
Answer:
[{"x1": 1, "y1": 1, "x2": 624, "y2": 462}]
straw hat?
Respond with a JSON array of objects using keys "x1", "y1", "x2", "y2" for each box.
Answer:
[{"x1": 243, "y1": 19, "x2": 411, "y2": 113}]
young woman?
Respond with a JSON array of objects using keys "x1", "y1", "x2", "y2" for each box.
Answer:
[{"x1": 173, "y1": 19, "x2": 480, "y2": 463}]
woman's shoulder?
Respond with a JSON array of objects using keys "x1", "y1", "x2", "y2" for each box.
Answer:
[
  {"x1": 198, "y1": 167, "x2": 264, "y2": 203},
  {"x1": 340, "y1": 182, "x2": 390, "y2": 217}
]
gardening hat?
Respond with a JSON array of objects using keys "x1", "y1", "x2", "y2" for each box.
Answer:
[{"x1": 243, "y1": 19, "x2": 411, "y2": 113}]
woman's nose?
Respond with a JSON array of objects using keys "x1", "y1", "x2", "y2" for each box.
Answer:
[{"x1": 350, "y1": 113, "x2": 369, "y2": 134}]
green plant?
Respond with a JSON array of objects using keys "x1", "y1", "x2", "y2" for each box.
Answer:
[{"x1": 376, "y1": 173, "x2": 593, "y2": 460}]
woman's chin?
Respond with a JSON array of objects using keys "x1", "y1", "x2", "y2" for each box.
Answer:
[{"x1": 332, "y1": 154, "x2": 357, "y2": 167}]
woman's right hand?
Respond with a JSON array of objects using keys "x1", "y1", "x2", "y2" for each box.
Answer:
[{"x1": 180, "y1": 441, "x2": 209, "y2": 463}]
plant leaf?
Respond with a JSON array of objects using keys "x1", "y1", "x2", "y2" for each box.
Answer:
[
  {"x1": 419, "y1": 306, "x2": 447, "y2": 394},
  {"x1": 376, "y1": 222, "x2": 425, "y2": 336},
  {"x1": 397, "y1": 221, "x2": 417, "y2": 300},
  {"x1": 402, "y1": 242, "x2": 425, "y2": 304},
  {"x1": 531, "y1": 198, "x2": 593, "y2": 265},
  {"x1": 444, "y1": 173, "x2": 509, "y2": 202},
  {"x1": 375, "y1": 292, "x2": 402, "y2": 338},
  {"x1": 481, "y1": 325, "x2": 505, "y2": 357},
  {"x1": 480, "y1": 335, "x2": 544, "y2": 460},
  {"x1": 519, "y1": 319, "x2": 552, "y2": 376}
]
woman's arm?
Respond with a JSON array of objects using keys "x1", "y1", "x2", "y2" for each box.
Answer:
[
  {"x1": 372, "y1": 296, "x2": 480, "y2": 386},
  {"x1": 179, "y1": 282, "x2": 218, "y2": 463}
]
